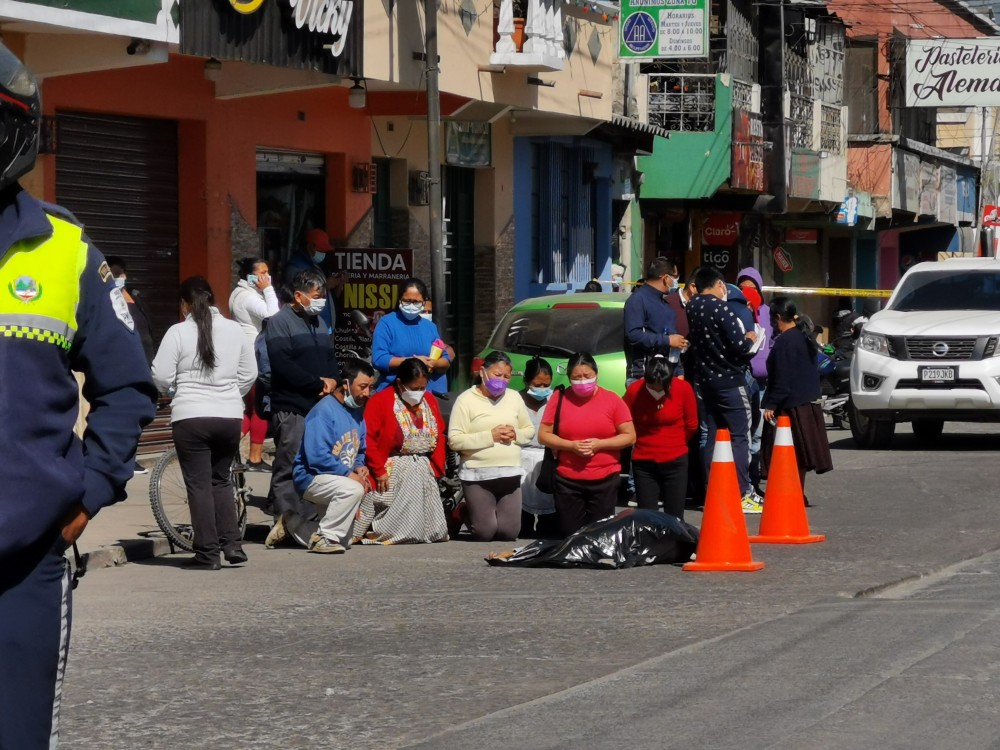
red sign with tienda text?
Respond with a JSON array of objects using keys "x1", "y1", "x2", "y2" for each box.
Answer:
[{"x1": 701, "y1": 213, "x2": 741, "y2": 247}]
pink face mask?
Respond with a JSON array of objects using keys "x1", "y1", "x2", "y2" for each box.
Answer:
[{"x1": 571, "y1": 377, "x2": 598, "y2": 397}]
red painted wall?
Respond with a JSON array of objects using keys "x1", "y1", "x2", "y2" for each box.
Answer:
[{"x1": 40, "y1": 55, "x2": 373, "y2": 311}]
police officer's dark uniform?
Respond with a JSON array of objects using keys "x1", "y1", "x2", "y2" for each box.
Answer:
[{"x1": 0, "y1": 45, "x2": 157, "y2": 748}]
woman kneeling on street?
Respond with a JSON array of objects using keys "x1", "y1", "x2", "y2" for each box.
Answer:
[
  {"x1": 152, "y1": 276, "x2": 257, "y2": 570},
  {"x1": 761, "y1": 297, "x2": 833, "y2": 499},
  {"x1": 353, "y1": 357, "x2": 449, "y2": 544},
  {"x1": 519, "y1": 356, "x2": 560, "y2": 538},
  {"x1": 623, "y1": 352, "x2": 698, "y2": 520},
  {"x1": 448, "y1": 351, "x2": 535, "y2": 541},
  {"x1": 538, "y1": 352, "x2": 635, "y2": 537}
]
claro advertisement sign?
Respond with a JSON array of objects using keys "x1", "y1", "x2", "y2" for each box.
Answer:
[{"x1": 906, "y1": 38, "x2": 1000, "y2": 107}]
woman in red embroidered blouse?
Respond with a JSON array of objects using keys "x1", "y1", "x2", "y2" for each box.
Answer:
[
  {"x1": 623, "y1": 353, "x2": 698, "y2": 520},
  {"x1": 352, "y1": 358, "x2": 448, "y2": 544}
]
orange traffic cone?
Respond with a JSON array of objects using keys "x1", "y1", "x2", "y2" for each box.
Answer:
[
  {"x1": 750, "y1": 415, "x2": 825, "y2": 545},
  {"x1": 684, "y1": 429, "x2": 764, "y2": 572}
]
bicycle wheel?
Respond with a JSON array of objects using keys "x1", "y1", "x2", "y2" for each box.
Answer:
[
  {"x1": 149, "y1": 448, "x2": 195, "y2": 552},
  {"x1": 232, "y1": 465, "x2": 249, "y2": 542}
]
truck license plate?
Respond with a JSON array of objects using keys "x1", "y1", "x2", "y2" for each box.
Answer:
[{"x1": 920, "y1": 366, "x2": 956, "y2": 382}]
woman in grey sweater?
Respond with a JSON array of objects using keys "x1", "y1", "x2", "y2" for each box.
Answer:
[{"x1": 152, "y1": 277, "x2": 257, "y2": 570}]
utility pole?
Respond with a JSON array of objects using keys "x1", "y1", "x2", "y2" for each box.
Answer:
[
  {"x1": 424, "y1": 0, "x2": 446, "y2": 329},
  {"x1": 976, "y1": 106, "x2": 989, "y2": 256}
]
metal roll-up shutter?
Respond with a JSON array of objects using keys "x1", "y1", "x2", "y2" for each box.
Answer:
[{"x1": 55, "y1": 112, "x2": 179, "y2": 343}]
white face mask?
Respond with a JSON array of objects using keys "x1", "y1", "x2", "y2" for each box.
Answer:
[
  {"x1": 401, "y1": 388, "x2": 426, "y2": 406},
  {"x1": 300, "y1": 295, "x2": 327, "y2": 316},
  {"x1": 114, "y1": 277, "x2": 127, "y2": 289},
  {"x1": 419, "y1": 312, "x2": 433, "y2": 322}
]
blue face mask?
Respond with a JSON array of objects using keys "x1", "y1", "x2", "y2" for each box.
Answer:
[
  {"x1": 527, "y1": 386, "x2": 553, "y2": 401},
  {"x1": 344, "y1": 392, "x2": 362, "y2": 410},
  {"x1": 399, "y1": 302, "x2": 424, "y2": 320}
]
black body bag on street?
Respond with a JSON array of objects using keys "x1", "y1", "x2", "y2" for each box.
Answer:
[{"x1": 534, "y1": 386, "x2": 564, "y2": 495}]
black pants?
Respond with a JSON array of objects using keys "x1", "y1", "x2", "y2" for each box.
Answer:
[
  {"x1": 269, "y1": 410, "x2": 308, "y2": 518},
  {"x1": 0, "y1": 532, "x2": 71, "y2": 749},
  {"x1": 632, "y1": 456, "x2": 688, "y2": 520},
  {"x1": 172, "y1": 417, "x2": 242, "y2": 563},
  {"x1": 553, "y1": 472, "x2": 619, "y2": 538}
]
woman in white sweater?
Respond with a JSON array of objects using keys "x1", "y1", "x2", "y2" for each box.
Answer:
[
  {"x1": 448, "y1": 351, "x2": 534, "y2": 541},
  {"x1": 152, "y1": 276, "x2": 257, "y2": 570},
  {"x1": 229, "y1": 257, "x2": 280, "y2": 470}
]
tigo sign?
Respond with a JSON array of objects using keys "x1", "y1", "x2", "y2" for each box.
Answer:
[{"x1": 701, "y1": 213, "x2": 741, "y2": 246}]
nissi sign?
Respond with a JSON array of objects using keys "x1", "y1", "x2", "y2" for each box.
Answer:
[
  {"x1": 701, "y1": 213, "x2": 741, "y2": 247},
  {"x1": 229, "y1": 0, "x2": 354, "y2": 57}
]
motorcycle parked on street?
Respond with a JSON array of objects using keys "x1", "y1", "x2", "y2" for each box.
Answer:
[{"x1": 818, "y1": 312, "x2": 867, "y2": 429}]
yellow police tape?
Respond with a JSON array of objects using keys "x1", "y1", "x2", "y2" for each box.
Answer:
[
  {"x1": 596, "y1": 280, "x2": 892, "y2": 298},
  {"x1": 762, "y1": 286, "x2": 893, "y2": 298}
]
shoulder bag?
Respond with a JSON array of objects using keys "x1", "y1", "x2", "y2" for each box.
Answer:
[{"x1": 535, "y1": 386, "x2": 565, "y2": 495}]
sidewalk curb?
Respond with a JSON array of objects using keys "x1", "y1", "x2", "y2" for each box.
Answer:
[
  {"x1": 79, "y1": 523, "x2": 272, "y2": 571},
  {"x1": 82, "y1": 536, "x2": 176, "y2": 570}
]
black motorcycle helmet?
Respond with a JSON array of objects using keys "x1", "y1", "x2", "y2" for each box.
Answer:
[{"x1": 0, "y1": 43, "x2": 39, "y2": 191}]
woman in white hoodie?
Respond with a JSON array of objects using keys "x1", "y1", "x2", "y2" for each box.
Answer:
[
  {"x1": 229, "y1": 257, "x2": 280, "y2": 471},
  {"x1": 153, "y1": 277, "x2": 257, "y2": 570}
]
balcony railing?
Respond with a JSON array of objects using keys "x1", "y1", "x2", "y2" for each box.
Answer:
[
  {"x1": 820, "y1": 104, "x2": 843, "y2": 153},
  {"x1": 647, "y1": 73, "x2": 716, "y2": 133},
  {"x1": 491, "y1": 0, "x2": 565, "y2": 71},
  {"x1": 789, "y1": 93, "x2": 813, "y2": 150}
]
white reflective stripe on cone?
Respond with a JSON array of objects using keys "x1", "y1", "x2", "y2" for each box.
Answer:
[
  {"x1": 775, "y1": 426, "x2": 794, "y2": 447},
  {"x1": 713, "y1": 439, "x2": 734, "y2": 463}
]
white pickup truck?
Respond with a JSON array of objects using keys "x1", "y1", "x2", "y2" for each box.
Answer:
[{"x1": 849, "y1": 258, "x2": 1000, "y2": 449}]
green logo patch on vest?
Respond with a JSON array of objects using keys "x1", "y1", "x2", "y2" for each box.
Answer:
[{"x1": 9, "y1": 276, "x2": 42, "y2": 303}]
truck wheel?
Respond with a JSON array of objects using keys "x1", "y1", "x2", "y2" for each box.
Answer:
[
  {"x1": 849, "y1": 399, "x2": 896, "y2": 449},
  {"x1": 911, "y1": 418, "x2": 944, "y2": 443}
]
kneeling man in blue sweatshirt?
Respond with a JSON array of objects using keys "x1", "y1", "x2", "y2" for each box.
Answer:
[{"x1": 293, "y1": 359, "x2": 377, "y2": 554}]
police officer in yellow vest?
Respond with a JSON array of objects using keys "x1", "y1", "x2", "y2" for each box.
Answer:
[{"x1": 0, "y1": 45, "x2": 157, "y2": 748}]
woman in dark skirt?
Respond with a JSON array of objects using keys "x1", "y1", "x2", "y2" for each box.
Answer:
[{"x1": 760, "y1": 297, "x2": 833, "y2": 496}]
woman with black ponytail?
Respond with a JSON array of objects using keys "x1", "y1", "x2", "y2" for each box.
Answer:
[
  {"x1": 623, "y1": 351, "x2": 698, "y2": 519},
  {"x1": 152, "y1": 276, "x2": 258, "y2": 569},
  {"x1": 760, "y1": 297, "x2": 832, "y2": 497}
]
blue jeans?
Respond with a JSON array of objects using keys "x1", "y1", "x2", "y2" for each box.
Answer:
[{"x1": 699, "y1": 381, "x2": 753, "y2": 497}]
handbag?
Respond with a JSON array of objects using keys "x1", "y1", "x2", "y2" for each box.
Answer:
[{"x1": 535, "y1": 387, "x2": 565, "y2": 495}]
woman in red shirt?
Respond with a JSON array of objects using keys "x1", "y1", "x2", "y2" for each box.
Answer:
[
  {"x1": 623, "y1": 353, "x2": 698, "y2": 520},
  {"x1": 538, "y1": 352, "x2": 636, "y2": 537},
  {"x1": 353, "y1": 358, "x2": 449, "y2": 544}
]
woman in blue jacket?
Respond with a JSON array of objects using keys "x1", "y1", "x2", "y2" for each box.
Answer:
[{"x1": 372, "y1": 278, "x2": 451, "y2": 394}]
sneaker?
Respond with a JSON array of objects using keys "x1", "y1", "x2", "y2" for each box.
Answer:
[
  {"x1": 309, "y1": 537, "x2": 346, "y2": 554},
  {"x1": 264, "y1": 514, "x2": 288, "y2": 549},
  {"x1": 307, "y1": 532, "x2": 323, "y2": 550},
  {"x1": 246, "y1": 460, "x2": 273, "y2": 473},
  {"x1": 133, "y1": 462, "x2": 149, "y2": 476},
  {"x1": 741, "y1": 492, "x2": 764, "y2": 514}
]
